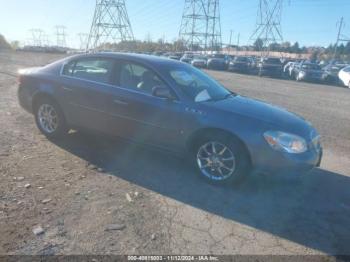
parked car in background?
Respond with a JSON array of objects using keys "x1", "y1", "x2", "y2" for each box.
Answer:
[
  {"x1": 207, "y1": 54, "x2": 230, "y2": 70},
  {"x1": 338, "y1": 65, "x2": 350, "y2": 88},
  {"x1": 180, "y1": 53, "x2": 195, "y2": 64},
  {"x1": 228, "y1": 56, "x2": 251, "y2": 74},
  {"x1": 167, "y1": 53, "x2": 182, "y2": 61},
  {"x1": 283, "y1": 61, "x2": 296, "y2": 78},
  {"x1": 17, "y1": 53, "x2": 323, "y2": 184},
  {"x1": 191, "y1": 55, "x2": 208, "y2": 68},
  {"x1": 322, "y1": 63, "x2": 348, "y2": 85},
  {"x1": 294, "y1": 62, "x2": 323, "y2": 82},
  {"x1": 248, "y1": 56, "x2": 259, "y2": 74},
  {"x1": 257, "y1": 57, "x2": 283, "y2": 77}
]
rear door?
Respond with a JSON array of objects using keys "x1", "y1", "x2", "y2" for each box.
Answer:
[{"x1": 60, "y1": 57, "x2": 116, "y2": 132}]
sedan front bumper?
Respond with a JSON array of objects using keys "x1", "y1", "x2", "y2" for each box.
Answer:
[{"x1": 253, "y1": 147, "x2": 323, "y2": 175}]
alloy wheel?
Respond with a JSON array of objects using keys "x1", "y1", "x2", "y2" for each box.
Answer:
[
  {"x1": 197, "y1": 141, "x2": 236, "y2": 181},
  {"x1": 37, "y1": 104, "x2": 59, "y2": 134}
]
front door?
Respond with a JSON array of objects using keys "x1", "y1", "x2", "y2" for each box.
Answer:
[{"x1": 105, "y1": 61, "x2": 187, "y2": 151}]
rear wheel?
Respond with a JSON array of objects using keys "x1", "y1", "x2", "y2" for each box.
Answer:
[
  {"x1": 194, "y1": 134, "x2": 250, "y2": 185},
  {"x1": 34, "y1": 97, "x2": 68, "y2": 139}
]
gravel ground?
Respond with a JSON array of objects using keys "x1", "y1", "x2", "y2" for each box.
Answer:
[{"x1": 0, "y1": 50, "x2": 349, "y2": 255}]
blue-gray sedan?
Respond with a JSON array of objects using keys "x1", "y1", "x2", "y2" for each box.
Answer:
[{"x1": 17, "y1": 53, "x2": 322, "y2": 184}]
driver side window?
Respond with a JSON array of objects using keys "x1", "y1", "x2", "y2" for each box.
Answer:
[{"x1": 118, "y1": 62, "x2": 167, "y2": 94}]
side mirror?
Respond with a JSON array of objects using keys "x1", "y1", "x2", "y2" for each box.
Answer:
[{"x1": 152, "y1": 86, "x2": 175, "y2": 100}]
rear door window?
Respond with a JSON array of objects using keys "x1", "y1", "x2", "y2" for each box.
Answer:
[{"x1": 68, "y1": 58, "x2": 114, "y2": 84}]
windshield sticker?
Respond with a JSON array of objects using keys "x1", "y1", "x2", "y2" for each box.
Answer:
[{"x1": 195, "y1": 89, "x2": 212, "y2": 102}]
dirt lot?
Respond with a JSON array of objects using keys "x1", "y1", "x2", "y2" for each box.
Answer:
[{"x1": 0, "y1": 50, "x2": 350, "y2": 255}]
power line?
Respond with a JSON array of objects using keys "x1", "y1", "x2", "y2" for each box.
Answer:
[
  {"x1": 179, "y1": 0, "x2": 222, "y2": 51},
  {"x1": 87, "y1": 0, "x2": 134, "y2": 51}
]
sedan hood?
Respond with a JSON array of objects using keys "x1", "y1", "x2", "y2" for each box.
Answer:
[{"x1": 207, "y1": 95, "x2": 313, "y2": 137}]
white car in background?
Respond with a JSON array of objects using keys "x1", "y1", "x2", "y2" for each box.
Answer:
[{"x1": 338, "y1": 66, "x2": 350, "y2": 88}]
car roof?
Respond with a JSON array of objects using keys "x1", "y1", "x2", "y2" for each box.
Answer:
[{"x1": 65, "y1": 52, "x2": 184, "y2": 68}]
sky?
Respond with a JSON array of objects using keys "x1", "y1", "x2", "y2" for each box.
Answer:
[{"x1": 0, "y1": 0, "x2": 349, "y2": 49}]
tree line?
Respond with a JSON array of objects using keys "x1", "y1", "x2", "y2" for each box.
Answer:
[{"x1": 253, "y1": 38, "x2": 350, "y2": 61}]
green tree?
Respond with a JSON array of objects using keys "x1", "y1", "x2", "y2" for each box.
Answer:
[
  {"x1": 253, "y1": 38, "x2": 264, "y2": 51},
  {"x1": 291, "y1": 42, "x2": 300, "y2": 53}
]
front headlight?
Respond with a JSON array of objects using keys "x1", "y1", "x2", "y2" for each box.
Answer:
[{"x1": 264, "y1": 131, "x2": 308, "y2": 154}]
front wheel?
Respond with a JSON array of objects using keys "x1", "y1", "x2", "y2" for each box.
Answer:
[
  {"x1": 194, "y1": 135, "x2": 250, "y2": 185},
  {"x1": 34, "y1": 97, "x2": 68, "y2": 139}
]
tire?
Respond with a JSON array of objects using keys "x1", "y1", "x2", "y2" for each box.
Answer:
[
  {"x1": 34, "y1": 97, "x2": 68, "y2": 139},
  {"x1": 348, "y1": 81, "x2": 350, "y2": 89},
  {"x1": 193, "y1": 133, "x2": 251, "y2": 185}
]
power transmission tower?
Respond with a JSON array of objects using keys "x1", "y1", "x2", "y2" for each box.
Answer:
[
  {"x1": 333, "y1": 17, "x2": 350, "y2": 59},
  {"x1": 179, "y1": 0, "x2": 222, "y2": 51},
  {"x1": 42, "y1": 34, "x2": 51, "y2": 47},
  {"x1": 87, "y1": 0, "x2": 134, "y2": 51},
  {"x1": 78, "y1": 33, "x2": 89, "y2": 51},
  {"x1": 30, "y1": 29, "x2": 44, "y2": 47},
  {"x1": 250, "y1": 0, "x2": 284, "y2": 57},
  {"x1": 55, "y1": 25, "x2": 67, "y2": 48}
]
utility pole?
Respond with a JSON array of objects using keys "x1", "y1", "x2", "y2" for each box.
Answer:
[
  {"x1": 87, "y1": 0, "x2": 134, "y2": 51},
  {"x1": 55, "y1": 25, "x2": 67, "y2": 48},
  {"x1": 229, "y1": 30, "x2": 234, "y2": 47},
  {"x1": 250, "y1": 0, "x2": 284, "y2": 58},
  {"x1": 179, "y1": 0, "x2": 222, "y2": 52},
  {"x1": 333, "y1": 17, "x2": 350, "y2": 60}
]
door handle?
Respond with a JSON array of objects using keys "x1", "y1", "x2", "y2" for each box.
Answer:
[
  {"x1": 113, "y1": 99, "x2": 129, "y2": 106},
  {"x1": 62, "y1": 86, "x2": 73, "y2": 92}
]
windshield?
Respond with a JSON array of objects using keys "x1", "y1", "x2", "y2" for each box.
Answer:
[{"x1": 165, "y1": 65, "x2": 231, "y2": 102}]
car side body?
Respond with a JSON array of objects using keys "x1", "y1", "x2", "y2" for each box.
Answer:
[
  {"x1": 257, "y1": 57, "x2": 283, "y2": 78},
  {"x1": 207, "y1": 54, "x2": 230, "y2": 70},
  {"x1": 18, "y1": 53, "x2": 322, "y2": 181},
  {"x1": 228, "y1": 56, "x2": 251, "y2": 74},
  {"x1": 338, "y1": 65, "x2": 350, "y2": 88},
  {"x1": 293, "y1": 62, "x2": 323, "y2": 82},
  {"x1": 322, "y1": 63, "x2": 348, "y2": 85}
]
